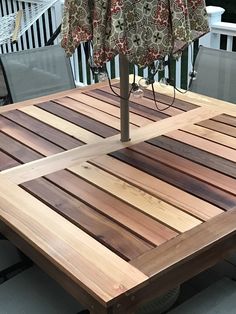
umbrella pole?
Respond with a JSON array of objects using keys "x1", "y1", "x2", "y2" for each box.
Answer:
[{"x1": 119, "y1": 54, "x2": 130, "y2": 142}]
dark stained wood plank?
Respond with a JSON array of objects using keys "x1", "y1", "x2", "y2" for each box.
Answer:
[
  {"x1": 111, "y1": 148, "x2": 236, "y2": 211},
  {"x1": 0, "y1": 116, "x2": 65, "y2": 156},
  {"x1": 37, "y1": 101, "x2": 118, "y2": 138},
  {"x1": 0, "y1": 151, "x2": 20, "y2": 171},
  {"x1": 21, "y1": 177, "x2": 154, "y2": 261},
  {"x1": 166, "y1": 129, "x2": 236, "y2": 162},
  {"x1": 198, "y1": 119, "x2": 236, "y2": 138},
  {"x1": 83, "y1": 89, "x2": 168, "y2": 121},
  {"x1": 212, "y1": 114, "x2": 236, "y2": 127},
  {"x1": 149, "y1": 135, "x2": 236, "y2": 178},
  {"x1": 129, "y1": 142, "x2": 236, "y2": 196},
  {"x1": 46, "y1": 170, "x2": 178, "y2": 245},
  {"x1": 1, "y1": 110, "x2": 84, "y2": 149},
  {"x1": 0, "y1": 132, "x2": 42, "y2": 163}
]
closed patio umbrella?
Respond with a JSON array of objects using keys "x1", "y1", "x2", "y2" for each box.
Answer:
[{"x1": 61, "y1": 0, "x2": 209, "y2": 141}]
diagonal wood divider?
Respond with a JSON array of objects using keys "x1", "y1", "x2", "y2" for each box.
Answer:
[{"x1": 1, "y1": 106, "x2": 223, "y2": 185}]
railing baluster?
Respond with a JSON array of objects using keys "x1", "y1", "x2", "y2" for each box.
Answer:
[
  {"x1": 226, "y1": 35, "x2": 233, "y2": 52},
  {"x1": 175, "y1": 57, "x2": 181, "y2": 89}
]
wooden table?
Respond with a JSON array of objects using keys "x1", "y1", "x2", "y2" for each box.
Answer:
[{"x1": 0, "y1": 80, "x2": 236, "y2": 313}]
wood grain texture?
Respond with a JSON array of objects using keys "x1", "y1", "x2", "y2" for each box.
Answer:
[
  {"x1": 17, "y1": 106, "x2": 230, "y2": 216},
  {"x1": 37, "y1": 101, "x2": 118, "y2": 138},
  {"x1": 111, "y1": 82, "x2": 198, "y2": 111},
  {"x1": 68, "y1": 93, "x2": 153, "y2": 127},
  {"x1": 22, "y1": 177, "x2": 154, "y2": 261},
  {"x1": 0, "y1": 79, "x2": 236, "y2": 313},
  {"x1": 101, "y1": 85, "x2": 184, "y2": 116},
  {"x1": 129, "y1": 142, "x2": 236, "y2": 196},
  {"x1": 0, "y1": 176, "x2": 148, "y2": 304},
  {"x1": 213, "y1": 114, "x2": 236, "y2": 127},
  {"x1": 112, "y1": 148, "x2": 236, "y2": 211},
  {"x1": 0, "y1": 116, "x2": 65, "y2": 156},
  {"x1": 2, "y1": 106, "x2": 222, "y2": 184},
  {"x1": 1, "y1": 110, "x2": 83, "y2": 148},
  {"x1": 93, "y1": 155, "x2": 224, "y2": 220},
  {"x1": 183, "y1": 124, "x2": 236, "y2": 149},
  {"x1": 70, "y1": 162, "x2": 202, "y2": 232},
  {"x1": 0, "y1": 151, "x2": 19, "y2": 171},
  {"x1": 149, "y1": 136, "x2": 236, "y2": 179},
  {"x1": 166, "y1": 129, "x2": 236, "y2": 162},
  {"x1": 20, "y1": 105, "x2": 101, "y2": 144},
  {"x1": 83, "y1": 89, "x2": 168, "y2": 121},
  {"x1": 138, "y1": 76, "x2": 236, "y2": 115},
  {"x1": 131, "y1": 209, "x2": 236, "y2": 277},
  {"x1": 46, "y1": 170, "x2": 178, "y2": 245},
  {"x1": 198, "y1": 119, "x2": 236, "y2": 138},
  {"x1": 1, "y1": 114, "x2": 177, "y2": 246},
  {"x1": 0, "y1": 132, "x2": 42, "y2": 163},
  {"x1": 16, "y1": 107, "x2": 232, "y2": 213}
]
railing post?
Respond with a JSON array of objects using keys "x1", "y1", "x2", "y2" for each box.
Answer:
[
  {"x1": 199, "y1": 6, "x2": 225, "y2": 49},
  {"x1": 51, "y1": 0, "x2": 64, "y2": 44}
]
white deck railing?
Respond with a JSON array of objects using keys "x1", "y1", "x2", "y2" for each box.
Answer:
[{"x1": 0, "y1": 3, "x2": 235, "y2": 88}]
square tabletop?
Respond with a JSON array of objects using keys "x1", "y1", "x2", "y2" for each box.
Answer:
[{"x1": 0, "y1": 80, "x2": 236, "y2": 314}]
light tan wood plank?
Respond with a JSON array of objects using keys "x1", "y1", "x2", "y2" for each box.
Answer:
[
  {"x1": 167, "y1": 129, "x2": 236, "y2": 162},
  {"x1": 19, "y1": 106, "x2": 224, "y2": 222},
  {"x1": 0, "y1": 176, "x2": 147, "y2": 304},
  {"x1": 2, "y1": 106, "x2": 223, "y2": 185},
  {"x1": 70, "y1": 162, "x2": 201, "y2": 232},
  {"x1": 183, "y1": 124, "x2": 236, "y2": 149}
]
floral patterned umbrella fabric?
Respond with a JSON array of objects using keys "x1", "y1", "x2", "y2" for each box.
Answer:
[{"x1": 61, "y1": 0, "x2": 209, "y2": 67}]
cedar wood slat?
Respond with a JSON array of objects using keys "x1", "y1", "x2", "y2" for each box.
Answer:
[
  {"x1": 1, "y1": 106, "x2": 222, "y2": 184},
  {"x1": 183, "y1": 124, "x2": 236, "y2": 149},
  {"x1": 198, "y1": 119, "x2": 236, "y2": 137},
  {"x1": 0, "y1": 79, "x2": 236, "y2": 313},
  {"x1": 129, "y1": 142, "x2": 236, "y2": 195},
  {"x1": 149, "y1": 136, "x2": 236, "y2": 178},
  {"x1": 131, "y1": 209, "x2": 236, "y2": 277},
  {"x1": 3, "y1": 107, "x2": 225, "y2": 220},
  {"x1": 1, "y1": 122, "x2": 178, "y2": 245},
  {"x1": 166, "y1": 129, "x2": 236, "y2": 161},
  {"x1": 83, "y1": 89, "x2": 169, "y2": 120},
  {"x1": 22, "y1": 177, "x2": 154, "y2": 260},
  {"x1": 212, "y1": 114, "x2": 236, "y2": 127},
  {"x1": 0, "y1": 176, "x2": 148, "y2": 305},
  {"x1": 17, "y1": 105, "x2": 229, "y2": 216},
  {"x1": 112, "y1": 148, "x2": 236, "y2": 210}
]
